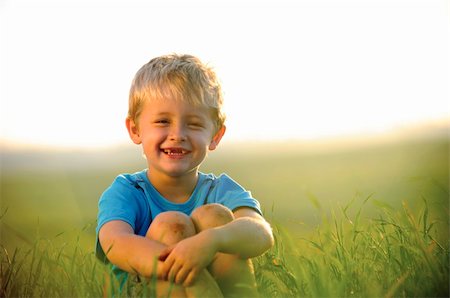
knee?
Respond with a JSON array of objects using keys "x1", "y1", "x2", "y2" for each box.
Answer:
[
  {"x1": 191, "y1": 203, "x2": 234, "y2": 232},
  {"x1": 146, "y1": 211, "x2": 196, "y2": 246}
]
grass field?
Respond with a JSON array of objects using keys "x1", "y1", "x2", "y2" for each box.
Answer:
[{"x1": 1, "y1": 128, "x2": 449, "y2": 297}]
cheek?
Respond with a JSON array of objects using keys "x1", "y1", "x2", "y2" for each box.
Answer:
[
  {"x1": 142, "y1": 128, "x2": 164, "y2": 140},
  {"x1": 141, "y1": 132, "x2": 163, "y2": 150},
  {"x1": 193, "y1": 133, "x2": 213, "y2": 147}
]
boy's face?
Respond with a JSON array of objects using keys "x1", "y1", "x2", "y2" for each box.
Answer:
[{"x1": 126, "y1": 98, "x2": 225, "y2": 180}]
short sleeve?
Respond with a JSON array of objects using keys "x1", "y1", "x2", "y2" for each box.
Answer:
[
  {"x1": 95, "y1": 175, "x2": 146, "y2": 262},
  {"x1": 210, "y1": 174, "x2": 262, "y2": 215}
]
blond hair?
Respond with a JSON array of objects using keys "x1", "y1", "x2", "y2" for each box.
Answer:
[{"x1": 128, "y1": 54, "x2": 225, "y2": 131}]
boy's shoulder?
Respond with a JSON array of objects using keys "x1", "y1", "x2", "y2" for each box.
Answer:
[
  {"x1": 199, "y1": 172, "x2": 261, "y2": 214},
  {"x1": 200, "y1": 172, "x2": 230, "y2": 184},
  {"x1": 108, "y1": 169, "x2": 148, "y2": 191},
  {"x1": 199, "y1": 172, "x2": 246, "y2": 192},
  {"x1": 99, "y1": 170, "x2": 149, "y2": 207}
]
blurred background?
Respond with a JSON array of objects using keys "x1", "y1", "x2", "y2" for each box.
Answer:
[{"x1": 1, "y1": 0, "x2": 448, "y2": 251}]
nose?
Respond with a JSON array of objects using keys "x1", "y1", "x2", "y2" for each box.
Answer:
[{"x1": 169, "y1": 123, "x2": 187, "y2": 142}]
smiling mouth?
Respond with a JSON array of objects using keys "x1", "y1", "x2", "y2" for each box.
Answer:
[{"x1": 161, "y1": 148, "x2": 190, "y2": 156}]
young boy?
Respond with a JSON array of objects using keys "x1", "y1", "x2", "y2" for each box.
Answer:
[{"x1": 96, "y1": 54, "x2": 274, "y2": 297}]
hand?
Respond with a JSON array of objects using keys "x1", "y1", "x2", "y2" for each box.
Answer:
[{"x1": 159, "y1": 230, "x2": 218, "y2": 287}]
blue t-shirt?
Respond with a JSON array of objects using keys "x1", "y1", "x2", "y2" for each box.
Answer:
[{"x1": 96, "y1": 169, "x2": 261, "y2": 265}]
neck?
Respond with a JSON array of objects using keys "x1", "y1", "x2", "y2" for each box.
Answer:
[{"x1": 147, "y1": 170, "x2": 198, "y2": 203}]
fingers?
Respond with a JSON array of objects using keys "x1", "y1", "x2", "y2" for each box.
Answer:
[
  {"x1": 174, "y1": 267, "x2": 190, "y2": 285},
  {"x1": 183, "y1": 268, "x2": 199, "y2": 287},
  {"x1": 161, "y1": 255, "x2": 175, "y2": 280},
  {"x1": 164, "y1": 258, "x2": 194, "y2": 286},
  {"x1": 168, "y1": 261, "x2": 183, "y2": 283}
]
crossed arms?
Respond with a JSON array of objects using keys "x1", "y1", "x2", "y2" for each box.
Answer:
[{"x1": 98, "y1": 206, "x2": 274, "y2": 287}]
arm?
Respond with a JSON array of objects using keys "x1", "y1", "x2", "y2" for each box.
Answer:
[
  {"x1": 160, "y1": 207, "x2": 274, "y2": 285},
  {"x1": 212, "y1": 207, "x2": 274, "y2": 258},
  {"x1": 98, "y1": 220, "x2": 166, "y2": 278},
  {"x1": 100, "y1": 220, "x2": 224, "y2": 297}
]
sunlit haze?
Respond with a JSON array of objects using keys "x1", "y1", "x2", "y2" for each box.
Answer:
[{"x1": 1, "y1": 0, "x2": 448, "y2": 148}]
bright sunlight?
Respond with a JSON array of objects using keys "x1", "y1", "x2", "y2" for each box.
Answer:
[{"x1": 1, "y1": 0, "x2": 448, "y2": 148}]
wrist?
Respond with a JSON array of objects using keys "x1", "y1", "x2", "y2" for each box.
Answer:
[{"x1": 202, "y1": 227, "x2": 224, "y2": 253}]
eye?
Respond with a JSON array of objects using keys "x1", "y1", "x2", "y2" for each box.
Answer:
[
  {"x1": 154, "y1": 119, "x2": 170, "y2": 126},
  {"x1": 188, "y1": 122, "x2": 204, "y2": 129}
]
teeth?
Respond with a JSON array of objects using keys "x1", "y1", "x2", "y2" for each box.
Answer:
[{"x1": 163, "y1": 149, "x2": 186, "y2": 155}]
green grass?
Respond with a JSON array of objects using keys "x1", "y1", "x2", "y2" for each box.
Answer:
[
  {"x1": 1, "y1": 197, "x2": 448, "y2": 297},
  {"x1": 1, "y1": 134, "x2": 448, "y2": 297},
  {"x1": 255, "y1": 197, "x2": 449, "y2": 297}
]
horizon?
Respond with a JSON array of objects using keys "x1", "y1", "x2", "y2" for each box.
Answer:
[{"x1": 1, "y1": 117, "x2": 448, "y2": 152}]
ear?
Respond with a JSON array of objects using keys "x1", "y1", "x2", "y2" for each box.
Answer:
[
  {"x1": 208, "y1": 125, "x2": 226, "y2": 151},
  {"x1": 126, "y1": 118, "x2": 142, "y2": 145}
]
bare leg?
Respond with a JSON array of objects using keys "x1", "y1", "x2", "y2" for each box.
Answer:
[
  {"x1": 191, "y1": 204, "x2": 259, "y2": 298},
  {"x1": 146, "y1": 211, "x2": 194, "y2": 297},
  {"x1": 147, "y1": 211, "x2": 223, "y2": 298}
]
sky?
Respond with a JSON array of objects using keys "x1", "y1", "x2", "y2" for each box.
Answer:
[{"x1": 1, "y1": 0, "x2": 449, "y2": 148}]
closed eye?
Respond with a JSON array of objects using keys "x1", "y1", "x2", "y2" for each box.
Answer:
[
  {"x1": 188, "y1": 122, "x2": 204, "y2": 129},
  {"x1": 154, "y1": 119, "x2": 170, "y2": 125}
]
